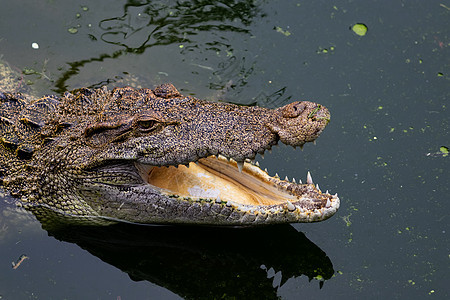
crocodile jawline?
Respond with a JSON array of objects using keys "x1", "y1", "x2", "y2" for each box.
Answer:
[{"x1": 135, "y1": 155, "x2": 340, "y2": 222}]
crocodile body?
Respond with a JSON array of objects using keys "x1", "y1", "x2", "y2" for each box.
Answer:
[{"x1": 0, "y1": 68, "x2": 339, "y2": 226}]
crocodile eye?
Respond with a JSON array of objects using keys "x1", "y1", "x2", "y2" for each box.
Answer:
[{"x1": 137, "y1": 119, "x2": 157, "y2": 132}]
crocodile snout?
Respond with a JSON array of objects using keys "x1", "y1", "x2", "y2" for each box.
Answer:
[{"x1": 268, "y1": 101, "x2": 330, "y2": 147}]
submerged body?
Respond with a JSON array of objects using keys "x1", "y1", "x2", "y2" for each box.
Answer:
[{"x1": 0, "y1": 80, "x2": 339, "y2": 225}]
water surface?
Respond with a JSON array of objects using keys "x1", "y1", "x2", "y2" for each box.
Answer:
[{"x1": 0, "y1": 0, "x2": 448, "y2": 299}]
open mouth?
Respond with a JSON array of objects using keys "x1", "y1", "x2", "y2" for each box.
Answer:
[{"x1": 135, "y1": 155, "x2": 339, "y2": 222}]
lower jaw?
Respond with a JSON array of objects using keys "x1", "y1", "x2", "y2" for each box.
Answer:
[{"x1": 125, "y1": 155, "x2": 340, "y2": 224}]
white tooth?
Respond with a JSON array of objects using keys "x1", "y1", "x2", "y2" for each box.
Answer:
[
  {"x1": 237, "y1": 161, "x2": 244, "y2": 173},
  {"x1": 264, "y1": 168, "x2": 268, "y2": 173},
  {"x1": 226, "y1": 201, "x2": 232, "y2": 207},
  {"x1": 215, "y1": 196, "x2": 221, "y2": 203},
  {"x1": 316, "y1": 184, "x2": 321, "y2": 192},
  {"x1": 292, "y1": 177, "x2": 296, "y2": 183},
  {"x1": 326, "y1": 190, "x2": 329, "y2": 194},
  {"x1": 334, "y1": 193, "x2": 338, "y2": 198},
  {"x1": 299, "y1": 179, "x2": 302, "y2": 184},
  {"x1": 256, "y1": 161, "x2": 260, "y2": 167},
  {"x1": 307, "y1": 171, "x2": 313, "y2": 184},
  {"x1": 285, "y1": 176, "x2": 289, "y2": 181},
  {"x1": 326, "y1": 199, "x2": 331, "y2": 208},
  {"x1": 286, "y1": 200, "x2": 295, "y2": 211},
  {"x1": 275, "y1": 173, "x2": 279, "y2": 179}
]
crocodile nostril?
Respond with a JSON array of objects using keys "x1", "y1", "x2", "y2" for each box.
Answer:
[{"x1": 282, "y1": 102, "x2": 306, "y2": 118}]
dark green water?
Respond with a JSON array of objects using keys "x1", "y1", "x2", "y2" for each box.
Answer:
[{"x1": 0, "y1": 0, "x2": 448, "y2": 299}]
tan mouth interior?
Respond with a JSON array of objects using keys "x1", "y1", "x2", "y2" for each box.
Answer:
[{"x1": 146, "y1": 156, "x2": 297, "y2": 206}]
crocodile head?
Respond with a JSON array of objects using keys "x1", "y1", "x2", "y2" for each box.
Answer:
[{"x1": 1, "y1": 84, "x2": 339, "y2": 226}]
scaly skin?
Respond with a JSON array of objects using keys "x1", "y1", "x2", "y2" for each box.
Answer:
[{"x1": 0, "y1": 78, "x2": 339, "y2": 225}]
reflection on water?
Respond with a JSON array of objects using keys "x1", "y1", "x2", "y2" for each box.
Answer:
[
  {"x1": 54, "y1": 0, "x2": 263, "y2": 94},
  {"x1": 1, "y1": 195, "x2": 334, "y2": 299},
  {"x1": 45, "y1": 221, "x2": 334, "y2": 299}
]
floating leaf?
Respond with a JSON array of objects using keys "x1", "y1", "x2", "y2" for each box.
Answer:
[
  {"x1": 22, "y1": 68, "x2": 37, "y2": 75},
  {"x1": 68, "y1": 27, "x2": 78, "y2": 34},
  {"x1": 274, "y1": 26, "x2": 291, "y2": 37},
  {"x1": 351, "y1": 23, "x2": 368, "y2": 36}
]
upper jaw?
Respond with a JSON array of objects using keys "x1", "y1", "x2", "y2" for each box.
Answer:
[{"x1": 134, "y1": 101, "x2": 330, "y2": 167}]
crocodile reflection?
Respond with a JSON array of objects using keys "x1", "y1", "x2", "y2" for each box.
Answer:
[{"x1": 46, "y1": 222, "x2": 334, "y2": 299}]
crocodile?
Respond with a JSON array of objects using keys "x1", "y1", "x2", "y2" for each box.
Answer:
[{"x1": 0, "y1": 70, "x2": 339, "y2": 226}]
